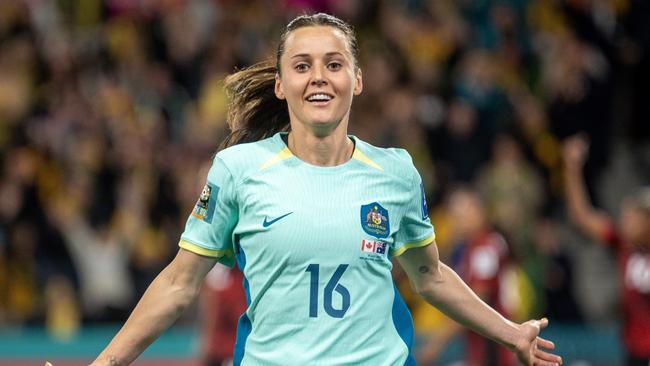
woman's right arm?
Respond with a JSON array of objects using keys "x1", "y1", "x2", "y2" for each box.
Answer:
[
  {"x1": 90, "y1": 248, "x2": 217, "y2": 366},
  {"x1": 562, "y1": 135, "x2": 610, "y2": 242},
  {"x1": 397, "y1": 242, "x2": 562, "y2": 366}
]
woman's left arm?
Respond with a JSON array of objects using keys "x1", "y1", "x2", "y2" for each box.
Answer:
[{"x1": 396, "y1": 241, "x2": 562, "y2": 366}]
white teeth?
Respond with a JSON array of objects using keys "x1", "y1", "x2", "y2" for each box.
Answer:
[{"x1": 307, "y1": 93, "x2": 332, "y2": 102}]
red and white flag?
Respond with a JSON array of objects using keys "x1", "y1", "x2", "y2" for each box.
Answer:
[{"x1": 361, "y1": 240, "x2": 376, "y2": 253}]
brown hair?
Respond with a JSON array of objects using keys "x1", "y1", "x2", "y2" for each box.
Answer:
[{"x1": 219, "y1": 13, "x2": 359, "y2": 150}]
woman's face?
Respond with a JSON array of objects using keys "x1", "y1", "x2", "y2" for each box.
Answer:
[
  {"x1": 449, "y1": 190, "x2": 485, "y2": 237},
  {"x1": 275, "y1": 26, "x2": 362, "y2": 136},
  {"x1": 620, "y1": 201, "x2": 650, "y2": 250}
]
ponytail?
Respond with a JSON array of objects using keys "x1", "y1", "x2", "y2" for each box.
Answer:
[{"x1": 219, "y1": 60, "x2": 289, "y2": 150}]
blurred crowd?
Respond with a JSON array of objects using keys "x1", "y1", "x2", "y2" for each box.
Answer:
[{"x1": 0, "y1": 0, "x2": 649, "y2": 361}]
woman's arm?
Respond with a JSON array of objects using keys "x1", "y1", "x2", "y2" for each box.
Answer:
[
  {"x1": 562, "y1": 135, "x2": 610, "y2": 242},
  {"x1": 90, "y1": 248, "x2": 217, "y2": 366},
  {"x1": 397, "y1": 242, "x2": 562, "y2": 366}
]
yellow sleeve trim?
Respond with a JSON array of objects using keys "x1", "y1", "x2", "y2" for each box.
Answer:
[
  {"x1": 260, "y1": 147, "x2": 293, "y2": 170},
  {"x1": 179, "y1": 240, "x2": 233, "y2": 259},
  {"x1": 391, "y1": 233, "x2": 435, "y2": 257},
  {"x1": 352, "y1": 149, "x2": 384, "y2": 171}
]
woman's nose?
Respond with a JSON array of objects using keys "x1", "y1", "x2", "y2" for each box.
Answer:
[{"x1": 311, "y1": 66, "x2": 327, "y2": 86}]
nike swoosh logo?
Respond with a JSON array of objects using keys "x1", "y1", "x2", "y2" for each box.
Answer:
[{"x1": 263, "y1": 212, "x2": 293, "y2": 227}]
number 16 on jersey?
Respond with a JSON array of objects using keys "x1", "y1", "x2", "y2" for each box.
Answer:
[{"x1": 305, "y1": 264, "x2": 350, "y2": 318}]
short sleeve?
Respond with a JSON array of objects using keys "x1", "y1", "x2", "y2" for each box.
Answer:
[
  {"x1": 391, "y1": 168, "x2": 435, "y2": 257},
  {"x1": 179, "y1": 156, "x2": 239, "y2": 267}
]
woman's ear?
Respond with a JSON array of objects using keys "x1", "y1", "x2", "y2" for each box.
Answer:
[
  {"x1": 275, "y1": 73, "x2": 285, "y2": 100},
  {"x1": 353, "y1": 69, "x2": 363, "y2": 96}
]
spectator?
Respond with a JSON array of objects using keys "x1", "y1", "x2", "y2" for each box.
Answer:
[{"x1": 563, "y1": 134, "x2": 650, "y2": 365}]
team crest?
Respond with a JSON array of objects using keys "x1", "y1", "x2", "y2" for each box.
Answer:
[
  {"x1": 192, "y1": 183, "x2": 218, "y2": 223},
  {"x1": 360, "y1": 202, "x2": 390, "y2": 238}
]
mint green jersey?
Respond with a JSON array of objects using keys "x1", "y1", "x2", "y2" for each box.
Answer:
[{"x1": 179, "y1": 132, "x2": 434, "y2": 366}]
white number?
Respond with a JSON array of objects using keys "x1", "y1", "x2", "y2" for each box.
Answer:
[{"x1": 625, "y1": 254, "x2": 650, "y2": 293}]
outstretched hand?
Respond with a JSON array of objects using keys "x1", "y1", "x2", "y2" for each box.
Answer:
[
  {"x1": 563, "y1": 134, "x2": 589, "y2": 168},
  {"x1": 513, "y1": 318, "x2": 562, "y2": 366}
]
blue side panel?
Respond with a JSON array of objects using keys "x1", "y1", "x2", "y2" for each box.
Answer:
[
  {"x1": 392, "y1": 283, "x2": 416, "y2": 366},
  {"x1": 233, "y1": 240, "x2": 252, "y2": 366},
  {"x1": 233, "y1": 314, "x2": 251, "y2": 366}
]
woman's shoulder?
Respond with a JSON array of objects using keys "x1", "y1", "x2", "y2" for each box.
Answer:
[
  {"x1": 353, "y1": 137, "x2": 419, "y2": 177},
  {"x1": 213, "y1": 134, "x2": 286, "y2": 178}
]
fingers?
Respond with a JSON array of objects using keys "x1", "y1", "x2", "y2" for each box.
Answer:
[
  {"x1": 534, "y1": 330, "x2": 562, "y2": 366},
  {"x1": 536, "y1": 336, "x2": 555, "y2": 350},
  {"x1": 533, "y1": 360, "x2": 561, "y2": 366},
  {"x1": 538, "y1": 317, "x2": 549, "y2": 330},
  {"x1": 562, "y1": 135, "x2": 589, "y2": 165},
  {"x1": 535, "y1": 348, "x2": 563, "y2": 365},
  {"x1": 525, "y1": 317, "x2": 548, "y2": 337},
  {"x1": 565, "y1": 133, "x2": 589, "y2": 149}
]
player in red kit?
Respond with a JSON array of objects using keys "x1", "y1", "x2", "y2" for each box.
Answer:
[
  {"x1": 564, "y1": 135, "x2": 650, "y2": 366},
  {"x1": 200, "y1": 264, "x2": 247, "y2": 366}
]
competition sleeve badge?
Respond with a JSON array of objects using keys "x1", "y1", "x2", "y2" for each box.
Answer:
[
  {"x1": 192, "y1": 183, "x2": 219, "y2": 223},
  {"x1": 360, "y1": 202, "x2": 390, "y2": 238},
  {"x1": 420, "y1": 183, "x2": 429, "y2": 220}
]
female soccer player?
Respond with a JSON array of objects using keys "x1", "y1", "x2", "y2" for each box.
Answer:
[
  {"x1": 564, "y1": 135, "x2": 650, "y2": 366},
  {"x1": 84, "y1": 14, "x2": 561, "y2": 366}
]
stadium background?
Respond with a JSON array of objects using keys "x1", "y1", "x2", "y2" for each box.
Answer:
[{"x1": 0, "y1": 0, "x2": 648, "y2": 365}]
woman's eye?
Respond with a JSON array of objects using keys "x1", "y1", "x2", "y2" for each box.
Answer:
[
  {"x1": 295, "y1": 64, "x2": 309, "y2": 72},
  {"x1": 328, "y1": 62, "x2": 342, "y2": 70}
]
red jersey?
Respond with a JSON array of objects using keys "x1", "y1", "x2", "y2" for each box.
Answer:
[
  {"x1": 457, "y1": 230, "x2": 516, "y2": 366},
  {"x1": 202, "y1": 265, "x2": 247, "y2": 363},
  {"x1": 602, "y1": 224, "x2": 650, "y2": 358}
]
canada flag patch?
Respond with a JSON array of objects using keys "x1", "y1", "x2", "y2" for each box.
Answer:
[{"x1": 361, "y1": 239, "x2": 387, "y2": 255}]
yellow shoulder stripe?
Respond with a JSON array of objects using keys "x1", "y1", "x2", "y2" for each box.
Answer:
[
  {"x1": 390, "y1": 233, "x2": 435, "y2": 257},
  {"x1": 260, "y1": 147, "x2": 293, "y2": 170},
  {"x1": 352, "y1": 149, "x2": 383, "y2": 171},
  {"x1": 179, "y1": 240, "x2": 233, "y2": 259}
]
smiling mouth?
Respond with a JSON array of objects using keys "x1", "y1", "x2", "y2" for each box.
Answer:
[{"x1": 305, "y1": 93, "x2": 334, "y2": 103}]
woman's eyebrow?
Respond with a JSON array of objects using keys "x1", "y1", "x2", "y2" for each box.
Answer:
[
  {"x1": 324, "y1": 52, "x2": 345, "y2": 57},
  {"x1": 290, "y1": 52, "x2": 345, "y2": 59}
]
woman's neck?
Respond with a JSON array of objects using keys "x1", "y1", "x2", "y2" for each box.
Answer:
[{"x1": 287, "y1": 127, "x2": 354, "y2": 167}]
